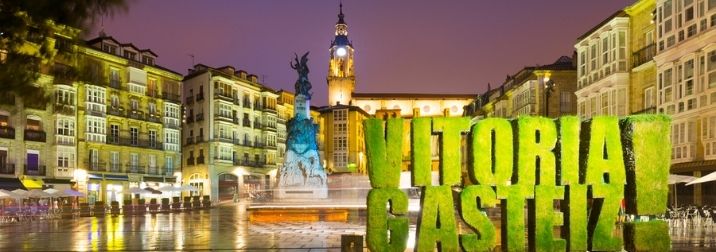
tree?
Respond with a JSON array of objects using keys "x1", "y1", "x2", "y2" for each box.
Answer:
[{"x1": 0, "y1": 0, "x2": 128, "y2": 103}]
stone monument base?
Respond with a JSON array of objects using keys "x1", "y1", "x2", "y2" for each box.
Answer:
[{"x1": 275, "y1": 186, "x2": 328, "y2": 199}]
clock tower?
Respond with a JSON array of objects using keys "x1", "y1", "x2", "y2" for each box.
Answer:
[{"x1": 327, "y1": 3, "x2": 355, "y2": 106}]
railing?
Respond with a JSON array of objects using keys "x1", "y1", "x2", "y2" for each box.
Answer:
[
  {"x1": 147, "y1": 166, "x2": 160, "y2": 175},
  {"x1": 126, "y1": 164, "x2": 145, "y2": 174},
  {"x1": 109, "y1": 162, "x2": 121, "y2": 173},
  {"x1": 24, "y1": 165, "x2": 46, "y2": 176},
  {"x1": 235, "y1": 159, "x2": 267, "y2": 168},
  {"x1": 261, "y1": 106, "x2": 277, "y2": 112},
  {"x1": 109, "y1": 79, "x2": 121, "y2": 89},
  {"x1": 24, "y1": 129, "x2": 46, "y2": 142},
  {"x1": 196, "y1": 156, "x2": 205, "y2": 165},
  {"x1": 0, "y1": 126, "x2": 15, "y2": 139},
  {"x1": 86, "y1": 106, "x2": 106, "y2": 117},
  {"x1": 254, "y1": 121, "x2": 260, "y2": 128},
  {"x1": 263, "y1": 123, "x2": 277, "y2": 131},
  {"x1": 214, "y1": 90, "x2": 237, "y2": 103},
  {"x1": 147, "y1": 114, "x2": 161, "y2": 123},
  {"x1": 106, "y1": 136, "x2": 163, "y2": 150},
  {"x1": 243, "y1": 100, "x2": 251, "y2": 108},
  {"x1": 164, "y1": 120, "x2": 180, "y2": 130},
  {"x1": 185, "y1": 96, "x2": 194, "y2": 104},
  {"x1": 128, "y1": 109, "x2": 145, "y2": 120},
  {"x1": 633, "y1": 106, "x2": 656, "y2": 114},
  {"x1": 213, "y1": 156, "x2": 233, "y2": 162},
  {"x1": 85, "y1": 161, "x2": 107, "y2": 172},
  {"x1": 195, "y1": 113, "x2": 204, "y2": 122},
  {"x1": 186, "y1": 158, "x2": 195, "y2": 166},
  {"x1": 632, "y1": 43, "x2": 656, "y2": 68},
  {"x1": 186, "y1": 137, "x2": 194, "y2": 145},
  {"x1": 55, "y1": 135, "x2": 75, "y2": 146},
  {"x1": 214, "y1": 113, "x2": 236, "y2": 123},
  {"x1": 162, "y1": 166, "x2": 174, "y2": 177},
  {"x1": 162, "y1": 92, "x2": 181, "y2": 103},
  {"x1": 243, "y1": 120, "x2": 251, "y2": 127},
  {"x1": 54, "y1": 103, "x2": 75, "y2": 115},
  {"x1": 213, "y1": 135, "x2": 234, "y2": 144},
  {"x1": 108, "y1": 106, "x2": 125, "y2": 117},
  {"x1": 196, "y1": 93, "x2": 204, "y2": 101},
  {"x1": 146, "y1": 90, "x2": 160, "y2": 98},
  {"x1": 186, "y1": 114, "x2": 194, "y2": 123},
  {"x1": 0, "y1": 163, "x2": 15, "y2": 175},
  {"x1": 195, "y1": 135, "x2": 204, "y2": 143}
]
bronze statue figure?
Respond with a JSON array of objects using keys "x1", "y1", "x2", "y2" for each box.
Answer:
[{"x1": 290, "y1": 52, "x2": 312, "y2": 99}]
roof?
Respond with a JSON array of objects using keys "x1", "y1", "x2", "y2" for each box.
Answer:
[
  {"x1": 576, "y1": 10, "x2": 628, "y2": 41},
  {"x1": 315, "y1": 104, "x2": 371, "y2": 117},
  {"x1": 352, "y1": 92, "x2": 477, "y2": 100},
  {"x1": 83, "y1": 35, "x2": 182, "y2": 77}
]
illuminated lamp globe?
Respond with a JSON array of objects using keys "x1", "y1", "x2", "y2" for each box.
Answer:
[{"x1": 336, "y1": 47, "x2": 347, "y2": 57}]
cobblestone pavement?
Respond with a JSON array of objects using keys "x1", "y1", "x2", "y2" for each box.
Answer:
[{"x1": 0, "y1": 203, "x2": 714, "y2": 251}]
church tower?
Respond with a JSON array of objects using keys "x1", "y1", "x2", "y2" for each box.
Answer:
[{"x1": 327, "y1": 3, "x2": 355, "y2": 106}]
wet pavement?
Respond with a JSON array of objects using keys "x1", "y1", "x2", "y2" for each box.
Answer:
[{"x1": 0, "y1": 202, "x2": 714, "y2": 251}]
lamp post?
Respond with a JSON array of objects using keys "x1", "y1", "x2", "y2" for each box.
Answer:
[{"x1": 544, "y1": 80, "x2": 556, "y2": 117}]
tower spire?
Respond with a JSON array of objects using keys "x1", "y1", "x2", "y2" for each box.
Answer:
[{"x1": 338, "y1": 2, "x2": 346, "y2": 24}]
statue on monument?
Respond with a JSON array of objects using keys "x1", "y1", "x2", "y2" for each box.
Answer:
[
  {"x1": 290, "y1": 52, "x2": 312, "y2": 99},
  {"x1": 276, "y1": 52, "x2": 327, "y2": 199}
]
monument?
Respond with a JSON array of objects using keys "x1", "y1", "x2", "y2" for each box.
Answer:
[{"x1": 276, "y1": 52, "x2": 328, "y2": 199}]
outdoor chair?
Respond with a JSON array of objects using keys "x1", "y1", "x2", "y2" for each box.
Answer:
[
  {"x1": 160, "y1": 198, "x2": 170, "y2": 212},
  {"x1": 110, "y1": 201, "x2": 120, "y2": 216},
  {"x1": 202, "y1": 195, "x2": 211, "y2": 208},
  {"x1": 192, "y1": 196, "x2": 201, "y2": 209},
  {"x1": 171, "y1": 197, "x2": 182, "y2": 211},
  {"x1": 93, "y1": 201, "x2": 106, "y2": 217},
  {"x1": 122, "y1": 200, "x2": 134, "y2": 216},
  {"x1": 79, "y1": 203, "x2": 91, "y2": 217},
  {"x1": 183, "y1": 196, "x2": 192, "y2": 210},
  {"x1": 136, "y1": 199, "x2": 147, "y2": 215},
  {"x1": 148, "y1": 199, "x2": 159, "y2": 213}
]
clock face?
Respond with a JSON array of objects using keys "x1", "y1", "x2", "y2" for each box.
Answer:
[{"x1": 336, "y1": 47, "x2": 347, "y2": 57}]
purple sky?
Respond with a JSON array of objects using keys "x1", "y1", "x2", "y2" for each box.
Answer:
[{"x1": 94, "y1": 0, "x2": 631, "y2": 106}]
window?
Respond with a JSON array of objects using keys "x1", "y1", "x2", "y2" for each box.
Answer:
[
  {"x1": 85, "y1": 117, "x2": 106, "y2": 142},
  {"x1": 109, "y1": 68, "x2": 120, "y2": 87},
  {"x1": 110, "y1": 94, "x2": 119, "y2": 108},
  {"x1": 149, "y1": 130, "x2": 157, "y2": 147},
  {"x1": 148, "y1": 103, "x2": 157, "y2": 115},
  {"x1": 89, "y1": 149, "x2": 99, "y2": 169},
  {"x1": 685, "y1": 59, "x2": 695, "y2": 96},
  {"x1": 601, "y1": 92, "x2": 610, "y2": 115},
  {"x1": 130, "y1": 153, "x2": 139, "y2": 167},
  {"x1": 165, "y1": 156, "x2": 174, "y2": 175},
  {"x1": 644, "y1": 87, "x2": 655, "y2": 109},
  {"x1": 708, "y1": 51, "x2": 716, "y2": 88},
  {"x1": 109, "y1": 124, "x2": 119, "y2": 143},
  {"x1": 56, "y1": 150, "x2": 74, "y2": 169},
  {"x1": 560, "y1": 92, "x2": 572, "y2": 113},
  {"x1": 55, "y1": 89, "x2": 75, "y2": 105},
  {"x1": 130, "y1": 127, "x2": 138, "y2": 145},
  {"x1": 110, "y1": 152, "x2": 120, "y2": 171},
  {"x1": 85, "y1": 86, "x2": 106, "y2": 113},
  {"x1": 130, "y1": 99, "x2": 139, "y2": 111},
  {"x1": 56, "y1": 118, "x2": 74, "y2": 136}
]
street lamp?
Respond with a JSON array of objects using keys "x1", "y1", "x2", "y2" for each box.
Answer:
[{"x1": 544, "y1": 80, "x2": 556, "y2": 117}]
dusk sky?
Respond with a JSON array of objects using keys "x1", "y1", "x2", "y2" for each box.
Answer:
[{"x1": 94, "y1": 1, "x2": 631, "y2": 106}]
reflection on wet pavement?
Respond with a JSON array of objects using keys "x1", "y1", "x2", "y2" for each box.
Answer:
[{"x1": 0, "y1": 202, "x2": 714, "y2": 251}]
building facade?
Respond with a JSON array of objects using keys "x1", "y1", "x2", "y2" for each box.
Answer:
[
  {"x1": 182, "y1": 64, "x2": 285, "y2": 202},
  {"x1": 76, "y1": 35, "x2": 184, "y2": 203},
  {"x1": 654, "y1": 0, "x2": 716, "y2": 205},
  {"x1": 465, "y1": 57, "x2": 578, "y2": 119}
]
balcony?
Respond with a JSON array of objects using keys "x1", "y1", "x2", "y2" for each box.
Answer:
[
  {"x1": 147, "y1": 114, "x2": 161, "y2": 123},
  {"x1": 186, "y1": 157, "x2": 195, "y2": 166},
  {"x1": 162, "y1": 92, "x2": 181, "y2": 104},
  {"x1": 163, "y1": 166, "x2": 174, "y2": 176},
  {"x1": 213, "y1": 135, "x2": 234, "y2": 144},
  {"x1": 108, "y1": 106, "x2": 125, "y2": 117},
  {"x1": 213, "y1": 156, "x2": 233, "y2": 162},
  {"x1": 214, "y1": 113, "x2": 236, "y2": 123},
  {"x1": 253, "y1": 121, "x2": 261, "y2": 128},
  {"x1": 214, "y1": 90, "x2": 237, "y2": 103},
  {"x1": 632, "y1": 43, "x2": 655, "y2": 68},
  {"x1": 186, "y1": 114, "x2": 194, "y2": 123},
  {"x1": 108, "y1": 162, "x2": 121, "y2": 173},
  {"x1": 85, "y1": 161, "x2": 107, "y2": 172},
  {"x1": 185, "y1": 137, "x2": 194, "y2": 145},
  {"x1": 24, "y1": 129, "x2": 46, "y2": 142},
  {"x1": 55, "y1": 135, "x2": 75, "y2": 146},
  {"x1": 243, "y1": 120, "x2": 251, "y2": 127},
  {"x1": 128, "y1": 109, "x2": 145, "y2": 121},
  {"x1": 106, "y1": 136, "x2": 163, "y2": 150},
  {"x1": 54, "y1": 103, "x2": 75, "y2": 115},
  {"x1": 261, "y1": 105, "x2": 277, "y2": 113},
  {"x1": 185, "y1": 95, "x2": 194, "y2": 104},
  {"x1": 196, "y1": 93, "x2": 204, "y2": 101},
  {"x1": 127, "y1": 164, "x2": 145, "y2": 174},
  {"x1": 195, "y1": 113, "x2": 204, "y2": 122},
  {"x1": 243, "y1": 100, "x2": 252, "y2": 108},
  {"x1": 146, "y1": 89, "x2": 160, "y2": 99},
  {"x1": 147, "y1": 166, "x2": 160, "y2": 175},
  {"x1": 236, "y1": 159, "x2": 267, "y2": 168},
  {"x1": 195, "y1": 135, "x2": 204, "y2": 143},
  {"x1": 86, "y1": 106, "x2": 106, "y2": 117},
  {"x1": 24, "y1": 165, "x2": 46, "y2": 176},
  {"x1": 0, "y1": 163, "x2": 15, "y2": 175},
  {"x1": 164, "y1": 120, "x2": 180, "y2": 130},
  {"x1": 196, "y1": 156, "x2": 205, "y2": 165},
  {"x1": 109, "y1": 79, "x2": 122, "y2": 89},
  {"x1": 0, "y1": 126, "x2": 15, "y2": 139},
  {"x1": 263, "y1": 123, "x2": 277, "y2": 131}
]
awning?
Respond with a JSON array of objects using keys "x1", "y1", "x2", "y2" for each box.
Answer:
[
  {"x1": 21, "y1": 178, "x2": 43, "y2": 189},
  {"x1": 43, "y1": 178, "x2": 72, "y2": 184},
  {"x1": 0, "y1": 177, "x2": 26, "y2": 190},
  {"x1": 105, "y1": 174, "x2": 128, "y2": 181},
  {"x1": 88, "y1": 173, "x2": 103, "y2": 179},
  {"x1": 165, "y1": 177, "x2": 176, "y2": 183},
  {"x1": 143, "y1": 176, "x2": 164, "y2": 182}
]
